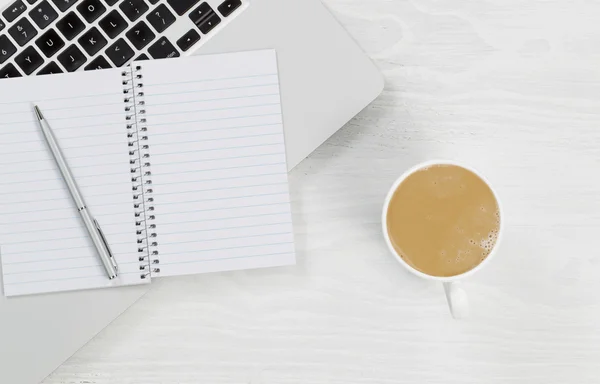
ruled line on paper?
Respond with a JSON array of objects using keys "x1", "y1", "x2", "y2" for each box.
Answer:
[
  {"x1": 4, "y1": 262, "x2": 137, "y2": 276},
  {"x1": 0, "y1": 158, "x2": 132, "y2": 177},
  {"x1": 4, "y1": 251, "x2": 140, "y2": 265},
  {"x1": 149, "y1": 132, "x2": 283, "y2": 147},
  {"x1": 1, "y1": 229, "x2": 143, "y2": 244},
  {"x1": 3, "y1": 239, "x2": 134, "y2": 255},
  {"x1": 149, "y1": 150, "x2": 284, "y2": 162},
  {"x1": 0, "y1": 127, "x2": 131, "y2": 140},
  {"x1": 154, "y1": 201, "x2": 292, "y2": 217},
  {"x1": 159, "y1": 217, "x2": 293, "y2": 234},
  {"x1": 0, "y1": 150, "x2": 125, "y2": 166},
  {"x1": 0, "y1": 104, "x2": 125, "y2": 118},
  {"x1": 142, "y1": 73, "x2": 278, "y2": 88},
  {"x1": 0, "y1": 91, "x2": 118, "y2": 106},
  {"x1": 146, "y1": 92, "x2": 281, "y2": 108},
  {"x1": 145, "y1": 113, "x2": 283, "y2": 128},
  {"x1": 148, "y1": 122, "x2": 283, "y2": 137},
  {"x1": 156, "y1": 211, "x2": 292, "y2": 228},
  {"x1": 0, "y1": 210, "x2": 133, "y2": 224},
  {"x1": 4, "y1": 271, "x2": 143, "y2": 286},
  {"x1": 0, "y1": 221, "x2": 143, "y2": 235},
  {"x1": 158, "y1": 241, "x2": 295, "y2": 260},
  {"x1": 152, "y1": 192, "x2": 289, "y2": 207},
  {"x1": 0, "y1": 111, "x2": 125, "y2": 125},
  {"x1": 145, "y1": 102, "x2": 281, "y2": 119},
  {"x1": 159, "y1": 252, "x2": 295, "y2": 266},
  {"x1": 0, "y1": 139, "x2": 129, "y2": 156}
]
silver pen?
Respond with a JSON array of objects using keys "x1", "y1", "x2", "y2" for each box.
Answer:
[{"x1": 34, "y1": 105, "x2": 118, "y2": 279}]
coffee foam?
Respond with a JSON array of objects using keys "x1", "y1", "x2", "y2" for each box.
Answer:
[{"x1": 444, "y1": 222, "x2": 500, "y2": 267}]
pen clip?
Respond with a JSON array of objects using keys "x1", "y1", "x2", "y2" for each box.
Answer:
[{"x1": 93, "y1": 218, "x2": 118, "y2": 273}]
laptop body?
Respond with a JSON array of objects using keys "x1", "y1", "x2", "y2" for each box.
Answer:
[
  {"x1": 0, "y1": 0, "x2": 383, "y2": 383},
  {"x1": 197, "y1": 0, "x2": 384, "y2": 168}
]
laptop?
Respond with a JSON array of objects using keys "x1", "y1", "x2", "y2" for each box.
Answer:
[{"x1": 0, "y1": 0, "x2": 383, "y2": 383}]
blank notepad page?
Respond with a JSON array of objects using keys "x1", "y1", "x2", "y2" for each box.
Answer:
[
  {"x1": 141, "y1": 50, "x2": 296, "y2": 277},
  {"x1": 0, "y1": 69, "x2": 143, "y2": 296}
]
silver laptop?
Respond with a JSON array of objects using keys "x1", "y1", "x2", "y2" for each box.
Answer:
[{"x1": 0, "y1": 0, "x2": 383, "y2": 382}]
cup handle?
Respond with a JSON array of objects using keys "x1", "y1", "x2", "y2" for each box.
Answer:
[{"x1": 443, "y1": 282, "x2": 469, "y2": 319}]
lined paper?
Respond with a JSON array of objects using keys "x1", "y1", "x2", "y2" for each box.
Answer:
[
  {"x1": 140, "y1": 50, "x2": 295, "y2": 277},
  {"x1": 0, "y1": 69, "x2": 146, "y2": 296}
]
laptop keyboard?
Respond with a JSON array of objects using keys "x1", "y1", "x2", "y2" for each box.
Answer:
[{"x1": 0, "y1": 0, "x2": 246, "y2": 78}]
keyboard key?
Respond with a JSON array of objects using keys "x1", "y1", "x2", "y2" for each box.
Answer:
[
  {"x1": 56, "y1": 12, "x2": 85, "y2": 40},
  {"x1": 146, "y1": 4, "x2": 175, "y2": 33},
  {"x1": 77, "y1": 0, "x2": 106, "y2": 23},
  {"x1": 78, "y1": 27, "x2": 107, "y2": 56},
  {"x1": 135, "y1": 53, "x2": 148, "y2": 60},
  {"x1": 148, "y1": 0, "x2": 159, "y2": 4},
  {"x1": 197, "y1": 11, "x2": 220, "y2": 34},
  {"x1": 0, "y1": 35, "x2": 17, "y2": 64},
  {"x1": 85, "y1": 55, "x2": 111, "y2": 70},
  {"x1": 35, "y1": 28, "x2": 65, "y2": 57},
  {"x1": 105, "y1": 0, "x2": 119, "y2": 5},
  {"x1": 189, "y1": 2, "x2": 212, "y2": 25},
  {"x1": 26, "y1": 0, "x2": 37, "y2": 4},
  {"x1": 29, "y1": 1, "x2": 59, "y2": 29},
  {"x1": 9, "y1": 18, "x2": 38, "y2": 46},
  {"x1": 51, "y1": 0, "x2": 77, "y2": 12},
  {"x1": 0, "y1": 19, "x2": 5, "y2": 32},
  {"x1": 176, "y1": 29, "x2": 199, "y2": 52},
  {"x1": 3, "y1": 0, "x2": 26, "y2": 23},
  {"x1": 119, "y1": 0, "x2": 149, "y2": 22},
  {"x1": 0, "y1": 63, "x2": 21, "y2": 78},
  {"x1": 106, "y1": 38, "x2": 134, "y2": 66},
  {"x1": 38, "y1": 60, "x2": 63, "y2": 75},
  {"x1": 57, "y1": 44, "x2": 86, "y2": 71},
  {"x1": 217, "y1": 0, "x2": 241, "y2": 17},
  {"x1": 126, "y1": 21, "x2": 155, "y2": 50},
  {"x1": 148, "y1": 36, "x2": 179, "y2": 59},
  {"x1": 99, "y1": 10, "x2": 127, "y2": 39},
  {"x1": 15, "y1": 45, "x2": 43, "y2": 74},
  {"x1": 167, "y1": 0, "x2": 198, "y2": 15}
]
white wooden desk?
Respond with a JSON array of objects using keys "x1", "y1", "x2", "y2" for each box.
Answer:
[{"x1": 45, "y1": 0, "x2": 600, "y2": 382}]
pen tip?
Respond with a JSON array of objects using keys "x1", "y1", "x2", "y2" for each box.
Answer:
[{"x1": 34, "y1": 105, "x2": 44, "y2": 121}]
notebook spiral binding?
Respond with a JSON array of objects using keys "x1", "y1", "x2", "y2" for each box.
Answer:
[{"x1": 123, "y1": 66, "x2": 160, "y2": 280}]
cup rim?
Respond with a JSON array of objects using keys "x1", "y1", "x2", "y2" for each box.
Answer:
[{"x1": 381, "y1": 160, "x2": 504, "y2": 282}]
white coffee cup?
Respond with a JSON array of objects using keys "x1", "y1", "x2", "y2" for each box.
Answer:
[{"x1": 381, "y1": 160, "x2": 504, "y2": 319}]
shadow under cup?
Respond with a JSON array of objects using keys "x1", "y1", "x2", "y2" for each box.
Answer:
[{"x1": 385, "y1": 163, "x2": 501, "y2": 278}]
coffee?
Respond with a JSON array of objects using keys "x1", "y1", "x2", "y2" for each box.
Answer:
[{"x1": 386, "y1": 164, "x2": 500, "y2": 277}]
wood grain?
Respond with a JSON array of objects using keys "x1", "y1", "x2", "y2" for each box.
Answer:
[{"x1": 44, "y1": 0, "x2": 600, "y2": 383}]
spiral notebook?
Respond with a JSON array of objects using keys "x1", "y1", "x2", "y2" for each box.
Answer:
[{"x1": 0, "y1": 50, "x2": 295, "y2": 297}]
